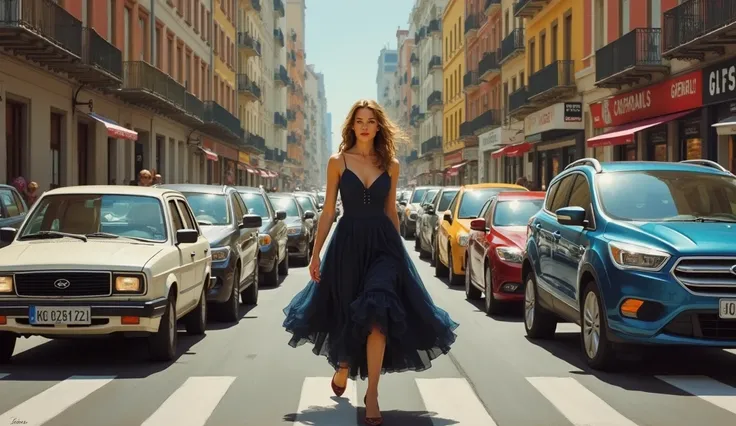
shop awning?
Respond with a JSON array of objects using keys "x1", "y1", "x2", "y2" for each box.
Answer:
[
  {"x1": 88, "y1": 113, "x2": 137, "y2": 141},
  {"x1": 246, "y1": 166, "x2": 256, "y2": 174},
  {"x1": 491, "y1": 146, "x2": 507, "y2": 159},
  {"x1": 713, "y1": 116, "x2": 736, "y2": 136},
  {"x1": 586, "y1": 110, "x2": 694, "y2": 148},
  {"x1": 492, "y1": 142, "x2": 532, "y2": 159},
  {"x1": 450, "y1": 161, "x2": 468, "y2": 170},
  {"x1": 199, "y1": 147, "x2": 218, "y2": 161}
]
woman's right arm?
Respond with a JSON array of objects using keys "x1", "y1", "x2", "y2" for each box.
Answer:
[{"x1": 310, "y1": 154, "x2": 342, "y2": 262}]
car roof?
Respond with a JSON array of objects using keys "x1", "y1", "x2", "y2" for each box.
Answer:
[
  {"x1": 597, "y1": 161, "x2": 730, "y2": 175},
  {"x1": 42, "y1": 185, "x2": 177, "y2": 197},
  {"x1": 496, "y1": 191, "x2": 546, "y2": 200},
  {"x1": 158, "y1": 184, "x2": 231, "y2": 194},
  {"x1": 268, "y1": 192, "x2": 296, "y2": 197},
  {"x1": 233, "y1": 186, "x2": 264, "y2": 194}
]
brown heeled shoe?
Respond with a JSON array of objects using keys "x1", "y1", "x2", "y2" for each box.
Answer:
[
  {"x1": 330, "y1": 367, "x2": 348, "y2": 397},
  {"x1": 363, "y1": 395, "x2": 383, "y2": 426}
]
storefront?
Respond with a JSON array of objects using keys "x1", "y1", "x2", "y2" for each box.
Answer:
[
  {"x1": 587, "y1": 70, "x2": 705, "y2": 162},
  {"x1": 703, "y1": 56, "x2": 736, "y2": 173},
  {"x1": 443, "y1": 149, "x2": 478, "y2": 185},
  {"x1": 509, "y1": 102, "x2": 584, "y2": 190},
  {"x1": 479, "y1": 126, "x2": 524, "y2": 183}
]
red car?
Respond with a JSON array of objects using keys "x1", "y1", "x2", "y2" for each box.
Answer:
[{"x1": 465, "y1": 191, "x2": 545, "y2": 315}]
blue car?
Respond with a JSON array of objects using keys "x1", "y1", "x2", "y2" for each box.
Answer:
[{"x1": 522, "y1": 158, "x2": 736, "y2": 370}]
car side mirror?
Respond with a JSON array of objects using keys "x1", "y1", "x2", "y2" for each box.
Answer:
[
  {"x1": 399, "y1": 201, "x2": 407, "y2": 206},
  {"x1": 425, "y1": 205, "x2": 435, "y2": 215},
  {"x1": 241, "y1": 214, "x2": 263, "y2": 229},
  {"x1": 470, "y1": 218, "x2": 487, "y2": 232},
  {"x1": 0, "y1": 227, "x2": 16, "y2": 243},
  {"x1": 304, "y1": 210, "x2": 315, "y2": 220},
  {"x1": 176, "y1": 229, "x2": 199, "y2": 245},
  {"x1": 443, "y1": 212, "x2": 452, "y2": 223},
  {"x1": 275, "y1": 210, "x2": 287, "y2": 221},
  {"x1": 556, "y1": 206, "x2": 586, "y2": 227},
  {"x1": 318, "y1": 203, "x2": 324, "y2": 210}
]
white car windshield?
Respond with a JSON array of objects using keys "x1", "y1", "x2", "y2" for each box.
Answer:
[{"x1": 19, "y1": 194, "x2": 167, "y2": 242}]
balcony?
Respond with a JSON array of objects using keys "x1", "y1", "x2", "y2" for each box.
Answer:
[
  {"x1": 237, "y1": 74, "x2": 261, "y2": 102},
  {"x1": 273, "y1": 0, "x2": 285, "y2": 17},
  {"x1": 428, "y1": 55, "x2": 442, "y2": 73},
  {"x1": 287, "y1": 109, "x2": 296, "y2": 120},
  {"x1": 485, "y1": 0, "x2": 501, "y2": 16},
  {"x1": 243, "y1": 131, "x2": 266, "y2": 153},
  {"x1": 427, "y1": 91, "x2": 442, "y2": 112},
  {"x1": 117, "y1": 61, "x2": 185, "y2": 116},
  {"x1": 514, "y1": 0, "x2": 551, "y2": 19},
  {"x1": 465, "y1": 13, "x2": 482, "y2": 39},
  {"x1": 421, "y1": 136, "x2": 442, "y2": 156},
  {"x1": 479, "y1": 50, "x2": 500, "y2": 81},
  {"x1": 463, "y1": 71, "x2": 481, "y2": 92},
  {"x1": 288, "y1": 132, "x2": 298, "y2": 144},
  {"x1": 274, "y1": 112, "x2": 288, "y2": 129},
  {"x1": 508, "y1": 86, "x2": 536, "y2": 118},
  {"x1": 251, "y1": 0, "x2": 261, "y2": 12},
  {"x1": 0, "y1": 0, "x2": 82, "y2": 74},
  {"x1": 471, "y1": 109, "x2": 502, "y2": 135},
  {"x1": 274, "y1": 65, "x2": 289, "y2": 86},
  {"x1": 411, "y1": 76, "x2": 420, "y2": 87},
  {"x1": 58, "y1": 27, "x2": 122, "y2": 87},
  {"x1": 410, "y1": 52, "x2": 419, "y2": 64},
  {"x1": 528, "y1": 60, "x2": 576, "y2": 103},
  {"x1": 500, "y1": 28, "x2": 525, "y2": 64},
  {"x1": 595, "y1": 28, "x2": 669, "y2": 89},
  {"x1": 202, "y1": 101, "x2": 241, "y2": 142},
  {"x1": 273, "y1": 28, "x2": 284, "y2": 47},
  {"x1": 170, "y1": 92, "x2": 205, "y2": 127},
  {"x1": 662, "y1": 0, "x2": 736, "y2": 60},
  {"x1": 428, "y1": 19, "x2": 441, "y2": 35},
  {"x1": 459, "y1": 121, "x2": 476, "y2": 140},
  {"x1": 237, "y1": 32, "x2": 261, "y2": 57}
]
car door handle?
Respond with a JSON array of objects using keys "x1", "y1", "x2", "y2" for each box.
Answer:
[
  {"x1": 204, "y1": 248, "x2": 209, "y2": 253},
  {"x1": 190, "y1": 252, "x2": 196, "y2": 257},
  {"x1": 534, "y1": 223, "x2": 542, "y2": 230},
  {"x1": 552, "y1": 231, "x2": 562, "y2": 240}
]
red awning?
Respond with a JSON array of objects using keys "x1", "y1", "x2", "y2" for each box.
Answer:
[
  {"x1": 586, "y1": 110, "x2": 694, "y2": 148},
  {"x1": 505, "y1": 142, "x2": 532, "y2": 157},
  {"x1": 88, "y1": 113, "x2": 138, "y2": 141},
  {"x1": 491, "y1": 146, "x2": 506, "y2": 159},
  {"x1": 199, "y1": 147, "x2": 218, "y2": 161},
  {"x1": 246, "y1": 166, "x2": 256, "y2": 174}
]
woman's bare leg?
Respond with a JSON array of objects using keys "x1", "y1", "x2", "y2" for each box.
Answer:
[
  {"x1": 334, "y1": 362, "x2": 349, "y2": 387},
  {"x1": 365, "y1": 324, "x2": 386, "y2": 418}
]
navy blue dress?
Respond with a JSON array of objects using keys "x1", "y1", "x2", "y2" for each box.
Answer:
[{"x1": 282, "y1": 159, "x2": 459, "y2": 380}]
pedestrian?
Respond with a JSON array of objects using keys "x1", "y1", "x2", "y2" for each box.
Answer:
[{"x1": 282, "y1": 99, "x2": 459, "y2": 426}]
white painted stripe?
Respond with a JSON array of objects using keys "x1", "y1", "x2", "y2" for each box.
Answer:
[
  {"x1": 0, "y1": 373, "x2": 8, "y2": 380},
  {"x1": 415, "y1": 378, "x2": 497, "y2": 426},
  {"x1": 141, "y1": 376, "x2": 235, "y2": 426},
  {"x1": 0, "y1": 375, "x2": 114, "y2": 426},
  {"x1": 657, "y1": 375, "x2": 736, "y2": 415},
  {"x1": 292, "y1": 377, "x2": 358, "y2": 426},
  {"x1": 527, "y1": 377, "x2": 638, "y2": 426}
]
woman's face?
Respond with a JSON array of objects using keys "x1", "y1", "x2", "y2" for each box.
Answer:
[{"x1": 352, "y1": 107, "x2": 379, "y2": 143}]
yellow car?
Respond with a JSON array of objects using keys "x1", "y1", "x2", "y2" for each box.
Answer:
[{"x1": 435, "y1": 183, "x2": 528, "y2": 285}]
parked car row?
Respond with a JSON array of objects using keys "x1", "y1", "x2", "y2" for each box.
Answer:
[
  {"x1": 404, "y1": 158, "x2": 736, "y2": 371},
  {"x1": 0, "y1": 183, "x2": 323, "y2": 364}
]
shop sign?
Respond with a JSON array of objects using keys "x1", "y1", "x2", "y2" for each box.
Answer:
[
  {"x1": 212, "y1": 142, "x2": 238, "y2": 161},
  {"x1": 524, "y1": 102, "x2": 585, "y2": 135},
  {"x1": 463, "y1": 148, "x2": 478, "y2": 162},
  {"x1": 239, "y1": 151, "x2": 250, "y2": 164},
  {"x1": 479, "y1": 127, "x2": 502, "y2": 152},
  {"x1": 444, "y1": 150, "x2": 463, "y2": 165},
  {"x1": 703, "y1": 57, "x2": 736, "y2": 106},
  {"x1": 590, "y1": 70, "x2": 702, "y2": 128}
]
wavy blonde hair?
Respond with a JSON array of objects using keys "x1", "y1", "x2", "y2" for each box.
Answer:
[{"x1": 338, "y1": 99, "x2": 405, "y2": 171}]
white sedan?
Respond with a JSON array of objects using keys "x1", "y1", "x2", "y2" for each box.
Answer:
[{"x1": 0, "y1": 185, "x2": 213, "y2": 362}]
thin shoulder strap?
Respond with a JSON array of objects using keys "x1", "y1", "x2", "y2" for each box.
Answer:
[{"x1": 342, "y1": 153, "x2": 348, "y2": 171}]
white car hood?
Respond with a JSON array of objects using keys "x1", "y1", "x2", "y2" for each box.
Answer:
[{"x1": 0, "y1": 240, "x2": 163, "y2": 271}]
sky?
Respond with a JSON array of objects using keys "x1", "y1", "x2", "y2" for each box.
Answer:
[{"x1": 304, "y1": 0, "x2": 415, "y2": 154}]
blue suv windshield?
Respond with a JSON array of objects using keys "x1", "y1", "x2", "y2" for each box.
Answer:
[{"x1": 596, "y1": 171, "x2": 736, "y2": 222}]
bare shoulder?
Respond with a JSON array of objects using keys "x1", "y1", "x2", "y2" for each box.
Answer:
[
  {"x1": 388, "y1": 158, "x2": 400, "y2": 175},
  {"x1": 327, "y1": 154, "x2": 342, "y2": 169}
]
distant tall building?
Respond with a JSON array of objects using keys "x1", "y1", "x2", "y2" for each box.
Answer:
[{"x1": 376, "y1": 48, "x2": 399, "y2": 107}]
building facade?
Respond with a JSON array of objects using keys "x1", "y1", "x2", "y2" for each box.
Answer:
[
  {"x1": 285, "y1": 0, "x2": 306, "y2": 189},
  {"x1": 442, "y1": 0, "x2": 467, "y2": 185},
  {"x1": 394, "y1": 28, "x2": 416, "y2": 188},
  {"x1": 377, "y1": 47, "x2": 399, "y2": 109}
]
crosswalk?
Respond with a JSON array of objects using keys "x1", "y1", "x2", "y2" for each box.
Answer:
[{"x1": 2, "y1": 373, "x2": 736, "y2": 425}]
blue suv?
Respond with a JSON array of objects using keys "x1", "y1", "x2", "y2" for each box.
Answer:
[{"x1": 522, "y1": 158, "x2": 736, "y2": 370}]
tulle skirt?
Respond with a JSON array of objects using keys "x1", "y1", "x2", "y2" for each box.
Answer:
[{"x1": 282, "y1": 213, "x2": 459, "y2": 380}]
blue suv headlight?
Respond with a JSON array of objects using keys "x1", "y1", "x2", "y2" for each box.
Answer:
[{"x1": 608, "y1": 241, "x2": 670, "y2": 272}]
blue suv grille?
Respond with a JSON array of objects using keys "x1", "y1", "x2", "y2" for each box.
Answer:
[{"x1": 671, "y1": 258, "x2": 736, "y2": 295}]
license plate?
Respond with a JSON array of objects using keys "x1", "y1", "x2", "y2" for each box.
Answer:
[
  {"x1": 719, "y1": 299, "x2": 736, "y2": 319},
  {"x1": 29, "y1": 306, "x2": 91, "y2": 325}
]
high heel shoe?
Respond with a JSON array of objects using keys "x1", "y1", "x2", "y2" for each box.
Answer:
[
  {"x1": 363, "y1": 395, "x2": 383, "y2": 426},
  {"x1": 330, "y1": 367, "x2": 348, "y2": 397}
]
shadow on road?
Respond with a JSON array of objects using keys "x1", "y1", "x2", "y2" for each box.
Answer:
[
  {"x1": 283, "y1": 396, "x2": 459, "y2": 425},
  {"x1": 526, "y1": 330, "x2": 736, "y2": 394},
  {"x1": 465, "y1": 298, "x2": 524, "y2": 322}
]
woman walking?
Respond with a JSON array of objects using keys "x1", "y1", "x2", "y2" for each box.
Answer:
[{"x1": 282, "y1": 99, "x2": 459, "y2": 425}]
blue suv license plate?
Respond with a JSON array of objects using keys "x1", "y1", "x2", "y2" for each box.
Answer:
[{"x1": 719, "y1": 300, "x2": 736, "y2": 319}]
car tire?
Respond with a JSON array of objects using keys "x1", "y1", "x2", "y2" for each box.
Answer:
[
  {"x1": 222, "y1": 267, "x2": 241, "y2": 322},
  {"x1": 149, "y1": 294, "x2": 177, "y2": 362},
  {"x1": 265, "y1": 257, "x2": 279, "y2": 287},
  {"x1": 242, "y1": 263, "x2": 259, "y2": 305},
  {"x1": 0, "y1": 332, "x2": 16, "y2": 364},
  {"x1": 523, "y1": 271, "x2": 557, "y2": 339},
  {"x1": 185, "y1": 285, "x2": 207, "y2": 335},
  {"x1": 465, "y1": 259, "x2": 482, "y2": 300},
  {"x1": 434, "y1": 238, "x2": 448, "y2": 277},
  {"x1": 448, "y1": 246, "x2": 463, "y2": 286},
  {"x1": 581, "y1": 282, "x2": 617, "y2": 370},
  {"x1": 484, "y1": 265, "x2": 500, "y2": 316},
  {"x1": 278, "y1": 249, "x2": 289, "y2": 276}
]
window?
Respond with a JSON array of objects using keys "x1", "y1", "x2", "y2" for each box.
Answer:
[
  {"x1": 593, "y1": 0, "x2": 604, "y2": 50},
  {"x1": 50, "y1": 113, "x2": 62, "y2": 189},
  {"x1": 548, "y1": 175, "x2": 576, "y2": 212},
  {"x1": 567, "y1": 175, "x2": 592, "y2": 218},
  {"x1": 181, "y1": 192, "x2": 231, "y2": 225},
  {"x1": 493, "y1": 199, "x2": 544, "y2": 227},
  {"x1": 123, "y1": 6, "x2": 131, "y2": 61}
]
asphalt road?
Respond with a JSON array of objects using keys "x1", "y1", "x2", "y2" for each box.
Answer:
[{"x1": 3, "y1": 233, "x2": 736, "y2": 425}]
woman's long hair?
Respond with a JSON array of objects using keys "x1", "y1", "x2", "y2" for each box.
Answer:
[{"x1": 338, "y1": 99, "x2": 406, "y2": 171}]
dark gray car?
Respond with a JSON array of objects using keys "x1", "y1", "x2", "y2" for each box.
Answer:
[
  {"x1": 268, "y1": 192, "x2": 315, "y2": 266},
  {"x1": 417, "y1": 186, "x2": 459, "y2": 263},
  {"x1": 0, "y1": 185, "x2": 29, "y2": 249}
]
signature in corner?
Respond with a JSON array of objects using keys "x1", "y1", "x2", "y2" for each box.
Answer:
[{"x1": 10, "y1": 417, "x2": 27, "y2": 425}]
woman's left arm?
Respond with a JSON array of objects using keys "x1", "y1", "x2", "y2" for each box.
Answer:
[{"x1": 384, "y1": 159, "x2": 401, "y2": 233}]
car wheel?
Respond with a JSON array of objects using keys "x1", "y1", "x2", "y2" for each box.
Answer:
[
  {"x1": 434, "y1": 238, "x2": 448, "y2": 277},
  {"x1": 222, "y1": 267, "x2": 241, "y2": 322},
  {"x1": 149, "y1": 294, "x2": 177, "y2": 362},
  {"x1": 465, "y1": 259, "x2": 482, "y2": 300},
  {"x1": 0, "y1": 332, "x2": 16, "y2": 364},
  {"x1": 484, "y1": 265, "x2": 500, "y2": 316},
  {"x1": 265, "y1": 257, "x2": 279, "y2": 287},
  {"x1": 278, "y1": 249, "x2": 289, "y2": 276},
  {"x1": 581, "y1": 282, "x2": 617, "y2": 370},
  {"x1": 185, "y1": 284, "x2": 207, "y2": 335},
  {"x1": 242, "y1": 263, "x2": 259, "y2": 305},
  {"x1": 448, "y1": 246, "x2": 463, "y2": 286},
  {"x1": 523, "y1": 271, "x2": 557, "y2": 339}
]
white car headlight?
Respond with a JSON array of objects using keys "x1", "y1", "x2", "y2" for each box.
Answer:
[
  {"x1": 287, "y1": 226, "x2": 302, "y2": 235},
  {"x1": 496, "y1": 247, "x2": 523, "y2": 263},
  {"x1": 457, "y1": 232, "x2": 469, "y2": 247},
  {"x1": 211, "y1": 247, "x2": 231, "y2": 262},
  {"x1": 608, "y1": 241, "x2": 670, "y2": 271}
]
